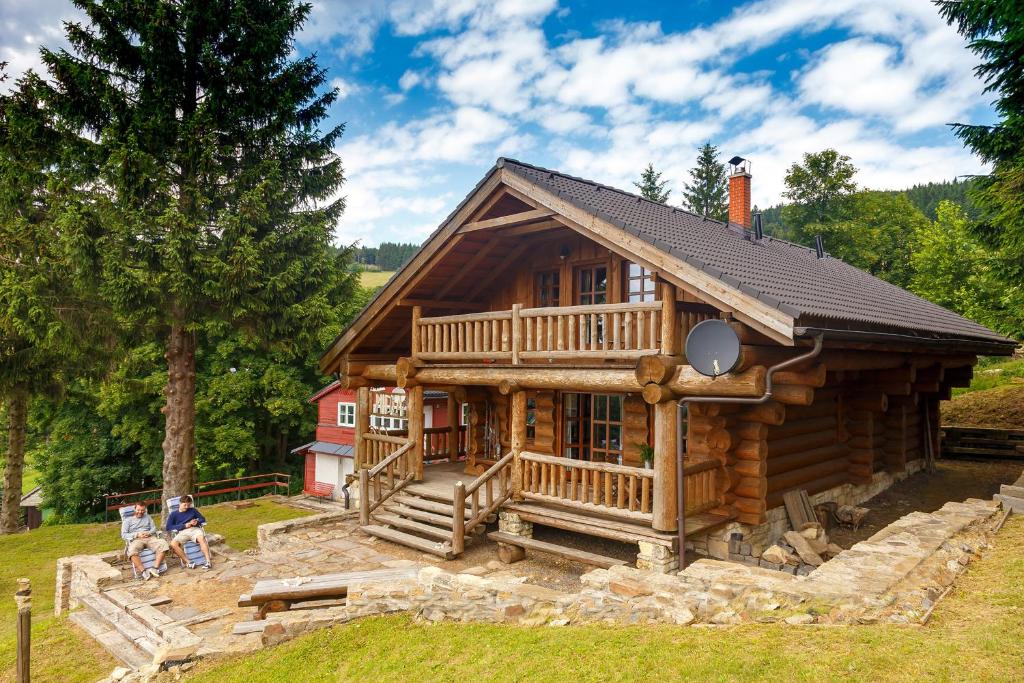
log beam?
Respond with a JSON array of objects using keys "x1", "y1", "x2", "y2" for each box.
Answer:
[{"x1": 652, "y1": 401, "x2": 678, "y2": 532}]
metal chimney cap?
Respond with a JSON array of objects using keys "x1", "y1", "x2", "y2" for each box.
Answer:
[{"x1": 727, "y1": 156, "x2": 746, "y2": 166}]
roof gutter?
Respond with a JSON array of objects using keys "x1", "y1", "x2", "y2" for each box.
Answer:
[{"x1": 793, "y1": 326, "x2": 1016, "y2": 355}]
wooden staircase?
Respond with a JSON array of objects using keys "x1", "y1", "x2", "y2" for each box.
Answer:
[{"x1": 361, "y1": 485, "x2": 481, "y2": 559}]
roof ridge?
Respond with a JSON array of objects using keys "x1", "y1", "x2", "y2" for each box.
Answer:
[{"x1": 498, "y1": 156, "x2": 732, "y2": 229}]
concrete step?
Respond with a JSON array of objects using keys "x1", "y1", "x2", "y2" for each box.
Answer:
[
  {"x1": 488, "y1": 531, "x2": 628, "y2": 569},
  {"x1": 995, "y1": 493, "x2": 1024, "y2": 513},
  {"x1": 374, "y1": 512, "x2": 465, "y2": 542},
  {"x1": 70, "y1": 609, "x2": 151, "y2": 670},
  {"x1": 361, "y1": 524, "x2": 455, "y2": 559},
  {"x1": 78, "y1": 593, "x2": 168, "y2": 656}
]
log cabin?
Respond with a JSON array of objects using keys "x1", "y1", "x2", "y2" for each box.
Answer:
[{"x1": 320, "y1": 157, "x2": 1017, "y2": 571}]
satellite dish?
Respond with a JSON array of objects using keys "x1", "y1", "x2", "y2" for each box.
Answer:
[{"x1": 685, "y1": 319, "x2": 741, "y2": 378}]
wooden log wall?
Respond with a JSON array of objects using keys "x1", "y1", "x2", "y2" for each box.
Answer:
[
  {"x1": 532, "y1": 391, "x2": 556, "y2": 455},
  {"x1": 622, "y1": 395, "x2": 649, "y2": 467}
]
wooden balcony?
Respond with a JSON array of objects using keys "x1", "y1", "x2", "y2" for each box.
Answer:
[{"x1": 412, "y1": 300, "x2": 664, "y2": 364}]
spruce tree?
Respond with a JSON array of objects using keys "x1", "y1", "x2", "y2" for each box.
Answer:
[
  {"x1": 41, "y1": 1, "x2": 348, "y2": 508},
  {"x1": 633, "y1": 163, "x2": 671, "y2": 203},
  {"x1": 681, "y1": 143, "x2": 728, "y2": 220},
  {"x1": 938, "y1": 0, "x2": 1024, "y2": 339},
  {"x1": 0, "y1": 72, "x2": 101, "y2": 532}
]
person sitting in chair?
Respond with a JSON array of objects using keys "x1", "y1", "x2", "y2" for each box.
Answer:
[
  {"x1": 166, "y1": 495, "x2": 213, "y2": 569},
  {"x1": 121, "y1": 502, "x2": 168, "y2": 580}
]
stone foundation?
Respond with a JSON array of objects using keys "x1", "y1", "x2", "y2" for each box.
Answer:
[
  {"x1": 256, "y1": 509, "x2": 354, "y2": 552},
  {"x1": 497, "y1": 511, "x2": 533, "y2": 537},
  {"x1": 635, "y1": 541, "x2": 678, "y2": 574}
]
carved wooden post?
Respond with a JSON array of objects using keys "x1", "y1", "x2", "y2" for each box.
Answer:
[
  {"x1": 653, "y1": 400, "x2": 678, "y2": 531},
  {"x1": 452, "y1": 481, "x2": 466, "y2": 555},
  {"x1": 408, "y1": 385, "x2": 425, "y2": 480},
  {"x1": 659, "y1": 280, "x2": 677, "y2": 355},
  {"x1": 411, "y1": 305, "x2": 422, "y2": 360},
  {"x1": 16, "y1": 578, "x2": 30, "y2": 683},
  {"x1": 447, "y1": 394, "x2": 460, "y2": 463},
  {"x1": 511, "y1": 303, "x2": 522, "y2": 365},
  {"x1": 510, "y1": 389, "x2": 526, "y2": 501},
  {"x1": 355, "y1": 387, "x2": 370, "y2": 470}
]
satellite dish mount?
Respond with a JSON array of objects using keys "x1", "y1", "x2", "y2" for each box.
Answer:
[{"x1": 684, "y1": 319, "x2": 741, "y2": 378}]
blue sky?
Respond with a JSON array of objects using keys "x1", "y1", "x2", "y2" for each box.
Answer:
[{"x1": 2, "y1": 0, "x2": 995, "y2": 247}]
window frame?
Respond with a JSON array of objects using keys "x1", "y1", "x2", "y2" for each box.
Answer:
[
  {"x1": 337, "y1": 401, "x2": 356, "y2": 428},
  {"x1": 624, "y1": 262, "x2": 657, "y2": 302},
  {"x1": 534, "y1": 269, "x2": 561, "y2": 308}
]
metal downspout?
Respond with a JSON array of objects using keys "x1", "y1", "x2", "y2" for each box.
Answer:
[{"x1": 674, "y1": 334, "x2": 824, "y2": 570}]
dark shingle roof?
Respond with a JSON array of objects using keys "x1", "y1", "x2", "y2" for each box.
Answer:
[{"x1": 500, "y1": 158, "x2": 1013, "y2": 347}]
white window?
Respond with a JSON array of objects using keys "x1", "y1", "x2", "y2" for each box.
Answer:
[
  {"x1": 460, "y1": 403, "x2": 470, "y2": 426},
  {"x1": 337, "y1": 402, "x2": 355, "y2": 427},
  {"x1": 370, "y1": 414, "x2": 408, "y2": 431}
]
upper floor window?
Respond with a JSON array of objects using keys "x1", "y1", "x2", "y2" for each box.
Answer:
[
  {"x1": 576, "y1": 265, "x2": 607, "y2": 305},
  {"x1": 337, "y1": 402, "x2": 356, "y2": 427},
  {"x1": 625, "y1": 262, "x2": 656, "y2": 302},
  {"x1": 535, "y1": 270, "x2": 560, "y2": 307}
]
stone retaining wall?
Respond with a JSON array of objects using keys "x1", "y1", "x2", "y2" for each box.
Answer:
[
  {"x1": 254, "y1": 497, "x2": 1000, "y2": 643},
  {"x1": 256, "y1": 509, "x2": 355, "y2": 552}
]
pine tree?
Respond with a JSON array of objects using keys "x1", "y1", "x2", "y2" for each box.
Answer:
[
  {"x1": 681, "y1": 143, "x2": 728, "y2": 220},
  {"x1": 633, "y1": 163, "x2": 671, "y2": 203},
  {"x1": 41, "y1": 1, "x2": 350, "y2": 508}
]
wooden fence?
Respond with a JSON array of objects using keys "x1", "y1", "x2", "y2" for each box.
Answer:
[
  {"x1": 102, "y1": 472, "x2": 292, "y2": 520},
  {"x1": 941, "y1": 426, "x2": 1024, "y2": 460}
]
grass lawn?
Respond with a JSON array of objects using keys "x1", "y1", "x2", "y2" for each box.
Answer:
[
  {"x1": 955, "y1": 357, "x2": 1024, "y2": 396},
  {"x1": 358, "y1": 270, "x2": 396, "y2": 289},
  {"x1": 0, "y1": 498, "x2": 312, "y2": 683},
  {"x1": 188, "y1": 516, "x2": 1024, "y2": 683}
]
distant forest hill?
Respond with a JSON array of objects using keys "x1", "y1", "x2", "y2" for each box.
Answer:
[
  {"x1": 342, "y1": 242, "x2": 421, "y2": 271},
  {"x1": 758, "y1": 177, "x2": 978, "y2": 237}
]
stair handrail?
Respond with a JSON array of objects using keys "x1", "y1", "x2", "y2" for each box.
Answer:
[
  {"x1": 451, "y1": 451, "x2": 515, "y2": 555},
  {"x1": 360, "y1": 440, "x2": 415, "y2": 525}
]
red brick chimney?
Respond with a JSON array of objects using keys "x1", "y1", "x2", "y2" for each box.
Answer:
[{"x1": 727, "y1": 156, "x2": 751, "y2": 228}]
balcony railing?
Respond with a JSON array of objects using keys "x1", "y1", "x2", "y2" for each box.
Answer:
[{"x1": 413, "y1": 300, "x2": 663, "y2": 364}]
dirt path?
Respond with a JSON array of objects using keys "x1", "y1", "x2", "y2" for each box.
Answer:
[{"x1": 828, "y1": 459, "x2": 1021, "y2": 546}]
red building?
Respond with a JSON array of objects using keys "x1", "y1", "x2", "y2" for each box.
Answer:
[{"x1": 293, "y1": 382, "x2": 458, "y2": 502}]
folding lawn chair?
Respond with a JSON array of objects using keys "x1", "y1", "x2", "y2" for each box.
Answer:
[
  {"x1": 119, "y1": 505, "x2": 168, "y2": 579},
  {"x1": 165, "y1": 496, "x2": 209, "y2": 567}
]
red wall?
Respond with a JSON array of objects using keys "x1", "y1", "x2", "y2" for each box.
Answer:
[{"x1": 311, "y1": 384, "x2": 451, "y2": 446}]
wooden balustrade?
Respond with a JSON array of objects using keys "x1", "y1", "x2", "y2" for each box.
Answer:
[
  {"x1": 359, "y1": 439, "x2": 416, "y2": 525},
  {"x1": 423, "y1": 426, "x2": 467, "y2": 461},
  {"x1": 682, "y1": 459, "x2": 720, "y2": 515},
  {"x1": 414, "y1": 301, "x2": 663, "y2": 364},
  {"x1": 518, "y1": 451, "x2": 654, "y2": 521},
  {"x1": 451, "y1": 451, "x2": 515, "y2": 555},
  {"x1": 415, "y1": 310, "x2": 514, "y2": 362},
  {"x1": 518, "y1": 301, "x2": 662, "y2": 360},
  {"x1": 360, "y1": 433, "x2": 410, "y2": 470}
]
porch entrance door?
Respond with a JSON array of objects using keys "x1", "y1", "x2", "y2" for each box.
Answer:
[{"x1": 562, "y1": 393, "x2": 624, "y2": 464}]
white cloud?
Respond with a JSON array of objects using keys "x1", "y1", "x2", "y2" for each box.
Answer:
[
  {"x1": 398, "y1": 69, "x2": 424, "y2": 90},
  {"x1": 330, "y1": 77, "x2": 361, "y2": 100}
]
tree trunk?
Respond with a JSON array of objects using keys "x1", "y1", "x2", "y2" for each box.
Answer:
[
  {"x1": 161, "y1": 324, "x2": 197, "y2": 511},
  {"x1": 1, "y1": 388, "x2": 29, "y2": 534}
]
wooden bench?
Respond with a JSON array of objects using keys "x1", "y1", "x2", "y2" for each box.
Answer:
[
  {"x1": 238, "y1": 566, "x2": 420, "y2": 619},
  {"x1": 303, "y1": 481, "x2": 335, "y2": 502}
]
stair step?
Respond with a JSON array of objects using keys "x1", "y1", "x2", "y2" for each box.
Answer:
[
  {"x1": 362, "y1": 525, "x2": 455, "y2": 559},
  {"x1": 374, "y1": 512, "x2": 466, "y2": 541},
  {"x1": 79, "y1": 593, "x2": 167, "y2": 655},
  {"x1": 70, "y1": 610, "x2": 151, "y2": 670},
  {"x1": 383, "y1": 504, "x2": 456, "y2": 528},
  {"x1": 488, "y1": 531, "x2": 628, "y2": 569},
  {"x1": 392, "y1": 494, "x2": 468, "y2": 516}
]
